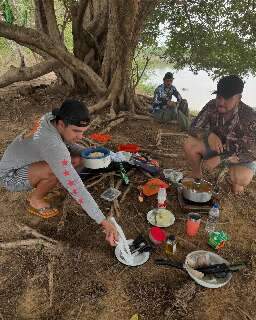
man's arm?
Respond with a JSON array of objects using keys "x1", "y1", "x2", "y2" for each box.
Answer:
[
  {"x1": 237, "y1": 119, "x2": 256, "y2": 162},
  {"x1": 39, "y1": 142, "x2": 106, "y2": 224},
  {"x1": 189, "y1": 100, "x2": 213, "y2": 140},
  {"x1": 153, "y1": 85, "x2": 164, "y2": 109}
]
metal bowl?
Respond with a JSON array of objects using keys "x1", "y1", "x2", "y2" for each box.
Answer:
[{"x1": 181, "y1": 178, "x2": 213, "y2": 203}]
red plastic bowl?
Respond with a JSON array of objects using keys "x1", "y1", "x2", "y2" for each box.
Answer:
[
  {"x1": 117, "y1": 143, "x2": 141, "y2": 153},
  {"x1": 149, "y1": 227, "x2": 167, "y2": 245}
]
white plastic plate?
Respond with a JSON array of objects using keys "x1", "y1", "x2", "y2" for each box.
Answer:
[
  {"x1": 147, "y1": 208, "x2": 175, "y2": 227},
  {"x1": 115, "y1": 239, "x2": 150, "y2": 267}
]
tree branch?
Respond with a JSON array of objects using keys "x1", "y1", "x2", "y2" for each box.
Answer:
[
  {"x1": 0, "y1": 59, "x2": 59, "y2": 88},
  {"x1": 133, "y1": 55, "x2": 150, "y2": 89},
  {"x1": 34, "y1": 0, "x2": 48, "y2": 34},
  {"x1": 77, "y1": 0, "x2": 90, "y2": 32},
  {"x1": 60, "y1": 9, "x2": 71, "y2": 39},
  {"x1": 0, "y1": 21, "x2": 107, "y2": 96},
  {"x1": 83, "y1": 2, "x2": 108, "y2": 38},
  {"x1": 42, "y1": 0, "x2": 62, "y2": 45}
]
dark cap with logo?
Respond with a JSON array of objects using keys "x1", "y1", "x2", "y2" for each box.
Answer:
[
  {"x1": 213, "y1": 75, "x2": 244, "y2": 99},
  {"x1": 52, "y1": 99, "x2": 90, "y2": 127},
  {"x1": 163, "y1": 72, "x2": 174, "y2": 80}
]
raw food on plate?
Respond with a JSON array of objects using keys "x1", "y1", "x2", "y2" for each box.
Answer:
[{"x1": 156, "y1": 209, "x2": 172, "y2": 226}]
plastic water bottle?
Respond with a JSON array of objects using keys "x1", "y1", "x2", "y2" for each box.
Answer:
[
  {"x1": 205, "y1": 204, "x2": 220, "y2": 233},
  {"x1": 157, "y1": 187, "x2": 167, "y2": 208}
]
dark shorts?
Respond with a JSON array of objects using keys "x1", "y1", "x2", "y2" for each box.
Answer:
[
  {"x1": 203, "y1": 146, "x2": 256, "y2": 175},
  {"x1": 0, "y1": 165, "x2": 32, "y2": 192}
]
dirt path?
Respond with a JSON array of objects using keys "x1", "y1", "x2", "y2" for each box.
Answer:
[{"x1": 0, "y1": 86, "x2": 256, "y2": 320}]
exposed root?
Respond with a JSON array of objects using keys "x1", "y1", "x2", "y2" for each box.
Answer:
[
  {"x1": 0, "y1": 239, "x2": 55, "y2": 249},
  {"x1": 16, "y1": 223, "x2": 57, "y2": 244},
  {"x1": 101, "y1": 117, "x2": 126, "y2": 133},
  {"x1": 120, "y1": 184, "x2": 133, "y2": 204},
  {"x1": 85, "y1": 172, "x2": 116, "y2": 188}
]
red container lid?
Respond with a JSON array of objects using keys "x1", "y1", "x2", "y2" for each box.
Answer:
[
  {"x1": 89, "y1": 133, "x2": 112, "y2": 143},
  {"x1": 149, "y1": 227, "x2": 167, "y2": 242},
  {"x1": 117, "y1": 143, "x2": 141, "y2": 153}
]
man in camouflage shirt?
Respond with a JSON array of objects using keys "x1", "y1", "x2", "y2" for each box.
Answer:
[
  {"x1": 151, "y1": 72, "x2": 190, "y2": 130},
  {"x1": 184, "y1": 75, "x2": 256, "y2": 194}
]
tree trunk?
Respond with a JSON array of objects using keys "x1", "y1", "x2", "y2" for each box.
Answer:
[
  {"x1": 0, "y1": 0, "x2": 158, "y2": 113},
  {"x1": 34, "y1": 0, "x2": 75, "y2": 87}
]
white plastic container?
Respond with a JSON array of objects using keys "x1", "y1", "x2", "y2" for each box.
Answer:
[{"x1": 157, "y1": 187, "x2": 167, "y2": 208}]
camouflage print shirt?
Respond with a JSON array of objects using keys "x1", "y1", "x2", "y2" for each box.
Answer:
[
  {"x1": 189, "y1": 99, "x2": 256, "y2": 163},
  {"x1": 153, "y1": 84, "x2": 182, "y2": 111}
]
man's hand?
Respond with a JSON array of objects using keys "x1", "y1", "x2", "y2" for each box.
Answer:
[
  {"x1": 208, "y1": 133, "x2": 224, "y2": 153},
  {"x1": 100, "y1": 219, "x2": 118, "y2": 246}
]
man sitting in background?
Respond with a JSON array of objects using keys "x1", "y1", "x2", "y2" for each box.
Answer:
[
  {"x1": 150, "y1": 72, "x2": 190, "y2": 130},
  {"x1": 0, "y1": 99, "x2": 117, "y2": 245},
  {"x1": 184, "y1": 75, "x2": 256, "y2": 194}
]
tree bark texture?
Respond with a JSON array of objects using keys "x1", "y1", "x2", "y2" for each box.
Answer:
[{"x1": 0, "y1": 0, "x2": 158, "y2": 113}]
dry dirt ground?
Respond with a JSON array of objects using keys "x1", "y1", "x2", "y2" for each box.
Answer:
[{"x1": 0, "y1": 82, "x2": 256, "y2": 320}]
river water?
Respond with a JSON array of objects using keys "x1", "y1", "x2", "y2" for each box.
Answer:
[{"x1": 145, "y1": 66, "x2": 256, "y2": 111}]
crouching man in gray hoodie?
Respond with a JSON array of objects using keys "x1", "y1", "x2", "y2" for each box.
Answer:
[{"x1": 0, "y1": 99, "x2": 118, "y2": 246}]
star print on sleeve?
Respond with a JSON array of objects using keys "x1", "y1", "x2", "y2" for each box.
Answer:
[
  {"x1": 61, "y1": 159, "x2": 68, "y2": 166},
  {"x1": 72, "y1": 188, "x2": 78, "y2": 195},
  {"x1": 67, "y1": 180, "x2": 75, "y2": 187},
  {"x1": 78, "y1": 198, "x2": 84, "y2": 204},
  {"x1": 63, "y1": 170, "x2": 70, "y2": 176}
]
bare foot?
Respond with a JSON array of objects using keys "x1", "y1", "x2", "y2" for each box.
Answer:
[{"x1": 232, "y1": 184, "x2": 244, "y2": 194}]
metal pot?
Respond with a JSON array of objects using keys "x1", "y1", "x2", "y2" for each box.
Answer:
[{"x1": 181, "y1": 178, "x2": 213, "y2": 203}]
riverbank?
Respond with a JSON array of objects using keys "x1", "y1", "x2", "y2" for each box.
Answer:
[{"x1": 141, "y1": 65, "x2": 256, "y2": 111}]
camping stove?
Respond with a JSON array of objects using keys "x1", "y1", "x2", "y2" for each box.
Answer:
[{"x1": 177, "y1": 187, "x2": 213, "y2": 213}]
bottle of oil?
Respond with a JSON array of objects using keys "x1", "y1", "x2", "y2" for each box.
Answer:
[{"x1": 164, "y1": 235, "x2": 177, "y2": 256}]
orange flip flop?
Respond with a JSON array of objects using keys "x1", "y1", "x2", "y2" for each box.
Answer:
[{"x1": 27, "y1": 204, "x2": 61, "y2": 219}]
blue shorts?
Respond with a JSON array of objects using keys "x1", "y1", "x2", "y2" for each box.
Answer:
[
  {"x1": 203, "y1": 147, "x2": 256, "y2": 175},
  {"x1": 0, "y1": 166, "x2": 33, "y2": 192}
]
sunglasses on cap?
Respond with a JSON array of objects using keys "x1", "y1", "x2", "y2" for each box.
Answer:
[{"x1": 62, "y1": 117, "x2": 90, "y2": 127}]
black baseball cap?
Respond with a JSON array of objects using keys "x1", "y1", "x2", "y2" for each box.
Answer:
[
  {"x1": 52, "y1": 99, "x2": 90, "y2": 127},
  {"x1": 163, "y1": 72, "x2": 174, "y2": 80},
  {"x1": 213, "y1": 75, "x2": 244, "y2": 99}
]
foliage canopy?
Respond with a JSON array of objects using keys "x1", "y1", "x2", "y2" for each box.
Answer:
[{"x1": 142, "y1": 0, "x2": 256, "y2": 78}]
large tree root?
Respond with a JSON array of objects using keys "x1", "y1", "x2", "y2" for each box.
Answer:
[
  {"x1": 0, "y1": 239, "x2": 55, "y2": 249},
  {"x1": 0, "y1": 59, "x2": 59, "y2": 88},
  {"x1": 17, "y1": 223, "x2": 57, "y2": 244},
  {"x1": 101, "y1": 117, "x2": 126, "y2": 133}
]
